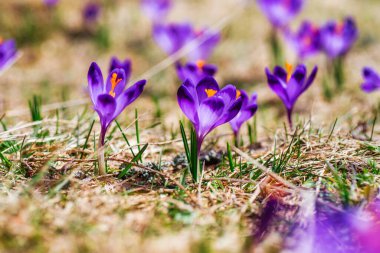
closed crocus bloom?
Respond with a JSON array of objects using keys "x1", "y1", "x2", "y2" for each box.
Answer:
[
  {"x1": 109, "y1": 57, "x2": 132, "y2": 83},
  {"x1": 265, "y1": 63, "x2": 318, "y2": 127},
  {"x1": 88, "y1": 62, "x2": 146, "y2": 174},
  {"x1": 175, "y1": 60, "x2": 217, "y2": 85},
  {"x1": 361, "y1": 67, "x2": 380, "y2": 93},
  {"x1": 141, "y1": 0, "x2": 172, "y2": 23},
  {"x1": 153, "y1": 22, "x2": 220, "y2": 61},
  {"x1": 177, "y1": 77, "x2": 242, "y2": 152},
  {"x1": 320, "y1": 17, "x2": 358, "y2": 59},
  {"x1": 0, "y1": 39, "x2": 18, "y2": 74},
  {"x1": 287, "y1": 21, "x2": 321, "y2": 60},
  {"x1": 153, "y1": 23, "x2": 194, "y2": 56},
  {"x1": 257, "y1": 0, "x2": 304, "y2": 28},
  {"x1": 83, "y1": 2, "x2": 101, "y2": 24},
  {"x1": 229, "y1": 91, "x2": 258, "y2": 137}
]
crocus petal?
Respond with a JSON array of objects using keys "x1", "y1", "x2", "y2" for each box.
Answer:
[
  {"x1": 215, "y1": 97, "x2": 243, "y2": 128},
  {"x1": 266, "y1": 68, "x2": 290, "y2": 108},
  {"x1": 88, "y1": 62, "x2": 104, "y2": 105},
  {"x1": 303, "y1": 66, "x2": 318, "y2": 91},
  {"x1": 105, "y1": 68, "x2": 127, "y2": 98},
  {"x1": 113, "y1": 80, "x2": 147, "y2": 120},
  {"x1": 196, "y1": 77, "x2": 220, "y2": 103},
  {"x1": 363, "y1": 67, "x2": 380, "y2": 81},
  {"x1": 95, "y1": 94, "x2": 117, "y2": 129},
  {"x1": 287, "y1": 65, "x2": 306, "y2": 100},
  {"x1": 109, "y1": 57, "x2": 132, "y2": 83},
  {"x1": 273, "y1": 66, "x2": 288, "y2": 83},
  {"x1": 177, "y1": 84, "x2": 197, "y2": 124},
  {"x1": 217, "y1": 84, "x2": 237, "y2": 105},
  {"x1": 197, "y1": 96, "x2": 225, "y2": 139},
  {"x1": 188, "y1": 30, "x2": 221, "y2": 61}
]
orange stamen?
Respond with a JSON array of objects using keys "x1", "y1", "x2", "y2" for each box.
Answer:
[
  {"x1": 0, "y1": 37, "x2": 3, "y2": 44},
  {"x1": 236, "y1": 90, "x2": 241, "y2": 99},
  {"x1": 196, "y1": 60, "x2": 205, "y2": 69},
  {"x1": 285, "y1": 62, "x2": 293, "y2": 83},
  {"x1": 109, "y1": 73, "x2": 122, "y2": 97},
  {"x1": 205, "y1": 89, "x2": 217, "y2": 98}
]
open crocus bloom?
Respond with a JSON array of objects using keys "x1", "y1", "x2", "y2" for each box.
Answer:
[
  {"x1": 257, "y1": 0, "x2": 304, "y2": 28},
  {"x1": 88, "y1": 62, "x2": 146, "y2": 144},
  {"x1": 175, "y1": 60, "x2": 217, "y2": 85},
  {"x1": 287, "y1": 21, "x2": 321, "y2": 60},
  {"x1": 265, "y1": 63, "x2": 318, "y2": 127},
  {"x1": 109, "y1": 57, "x2": 132, "y2": 83},
  {"x1": 140, "y1": 0, "x2": 172, "y2": 23},
  {"x1": 177, "y1": 77, "x2": 242, "y2": 151},
  {"x1": 361, "y1": 67, "x2": 380, "y2": 93},
  {"x1": 153, "y1": 22, "x2": 220, "y2": 61},
  {"x1": 0, "y1": 39, "x2": 18, "y2": 73},
  {"x1": 229, "y1": 91, "x2": 258, "y2": 137},
  {"x1": 320, "y1": 17, "x2": 358, "y2": 59}
]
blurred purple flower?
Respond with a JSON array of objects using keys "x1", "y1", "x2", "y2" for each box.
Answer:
[
  {"x1": 83, "y1": 2, "x2": 101, "y2": 23},
  {"x1": 141, "y1": 0, "x2": 172, "y2": 23},
  {"x1": 153, "y1": 23, "x2": 220, "y2": 61},
  {"x1": 361, "y1": 67, "x2": 380, "y2": 93},
  {"x1": 175, "y1": 60, "x2": 217, "y2": 85},
  {"x1": 109, "y1": 57, "x2": 132, "y2": 83},
  {"x1": 320, "y1": 17, "x2": 358, "y2": 59},
  {"x1": 0, "y1": 39, "x2": 18, "y2": 73},
  {"x1": 177, "y1": 77, "x2": 242, "y2": 152},
  {"x1": 265, "y1": 63, "x2": 318, "y2": 127},
  {"x1": 229, "y1": 91, "x2": 258, "y2": 137},
  {"x1": 43, "y1": 0, "x2": 59, "y2": 8},
  {"x1": 287, "y1": 21, "x2": 321, "y2": 60},
  {"x1": 257, "y1": 0, "x2": 304, "y2": 28},
  {"x1": 87, "y1": 62, "x2": 146, "y2": 146}
]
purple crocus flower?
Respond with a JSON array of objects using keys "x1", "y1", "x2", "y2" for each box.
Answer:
[
  {"x1": 229, "y1": 91, "x2": 258, "y2": 137},
  {"x1": 0, "y1": 39, "x2": 18, "y2": 73},
  {"x1": 287, "y1": 21, "x2": 321, "y2": 60},
  {"x1": 141, "y1": 0, "x2": 172, "y2": 23},
  {"x1": 153, "y1": 23, "x2": 220, "y2": 61},
  {"x1": 175, "y1": 60, "x2": 217, "y2": 85},
  {"x1": 109, "y1": 57, "x2": 132, "y2": 83},
  {"x1": 320, "y1": 17, "x2": 358, "y2": 59},
  {"x1": 43, "y1": 0, "x2": 59, "y2": 8},
  {"x1": 256, "y1": 0, "x2": 304, "y2": 28},
  {"x1": 83, "y1": 2, "x2": 101, "y2": 24},
  {"x1": 265, "y1": 63, "x2": 318, "y2": 127},
  {"x1": 361, "y1": 67, "x2": 380, "y2": 93},
  {"x1": 177, "y1": 77, "x2": 243, "y2": 152},
  {"x1": 88, "y1": 62, "x2": 146, "y2": 174}
]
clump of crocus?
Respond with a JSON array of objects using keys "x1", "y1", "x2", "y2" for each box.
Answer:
[
  {"x1": 141, "y1": 0, "x2": 172, "y2": 24},
  {"x1": 256, "y1": 0, "x2": 304, "y2": 65},
  {"x1": 286, "y1": 21, "x2": 321, "y2": 61},
  {"x1": 320, "y1": 17, "x2": 358, "y2": 89},
  {"x1": 265, "y1": 63, "x2": 318, "y2": 128},
  {"x1": 109, "y1": 57, "x2": 132, "y2": 83},
  {"x1": 177, "y1": 77, "x2": 242, "y2": 181},
  {"x1": 87, "y1": 62, "x2": 146, "y2": 174},
  {"x1": 175, "y1": 60, "x2": 217, "y2": 85},
  {"x1": 361, "y1": 67, "x2": 380, "y2": 93},
  {"x1": 256, "y1": 0, "x2": 304, "y2": 28},
  {"x1": 0, "y1": 38, "x2": 18, "y2": 74},
  {"x1": 83, "y1": 2, "x2": 102, "y2": 24},
  {"x1": 153, "y1": 22, "x2": 220, "y2": 61},
  {"x1": 229, "y1": 91, "x2": 258, "y2": 143}
]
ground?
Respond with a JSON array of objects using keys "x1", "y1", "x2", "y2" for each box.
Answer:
[{"x1": 1, "y1": 0, "x2": 380, "y2": 252}]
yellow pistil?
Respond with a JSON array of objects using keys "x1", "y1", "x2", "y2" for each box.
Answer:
[
  {"x1": 285, "y1": 62, "x2": 293, "y2": 83},
  {"x1": 236, "y1": 90, "x2": 241, "y2": 99},
  {"x1": 205, "y1": 89, "x2": 217, "y2": 98},
  {"x1": 109, "y1": 73, "x2": 122, "y2": 97},
  {"x1": 196, "y1": 60, "x2": 205, "y2": 69}
]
